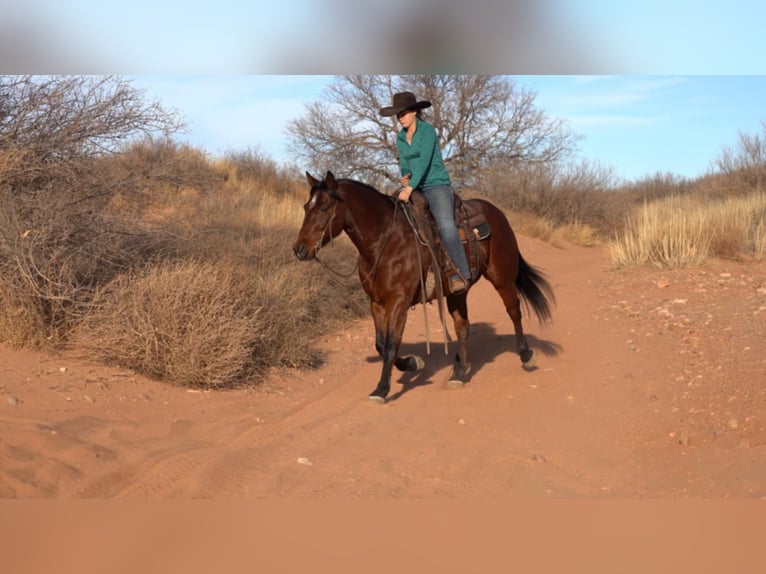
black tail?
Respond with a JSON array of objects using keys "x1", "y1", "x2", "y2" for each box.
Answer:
[{"x1": 515, "y1": 254, "x2": 555, "y2": 324}]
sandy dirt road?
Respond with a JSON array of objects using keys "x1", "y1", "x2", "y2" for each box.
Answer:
[{"x1": 1, "y1": 236, "x2": 764, "y2": 498}]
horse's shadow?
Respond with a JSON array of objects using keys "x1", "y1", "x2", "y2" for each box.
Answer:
[{"x1": 363, "y1": 322, "x2": 562, "y2": 402}]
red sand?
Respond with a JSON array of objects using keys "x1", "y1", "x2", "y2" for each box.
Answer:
[{"x1": 2, "y1": 237, "x2": 764, "y2": 498}]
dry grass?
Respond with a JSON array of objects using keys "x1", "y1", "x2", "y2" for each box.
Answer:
[
  {"x1": 708, "y1": 192, "x2": 766, "y2": 259},
  {"x1": 505, "y1": 211, "x2": 555, "y2": 243},
  {"x1": 609, "y1": 197, "x2": 711, "y2": 269},
  {"x1": 505, "y1": 211, "x2": 600, "y2": 247},
  {"x1": 549, "y1": 220, "x2": 601, "y2": 247},
  {"x1": 609, "y1": 192, "x2": 766, "y2": 268}
]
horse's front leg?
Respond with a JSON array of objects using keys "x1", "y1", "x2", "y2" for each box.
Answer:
[
  {"x1": 446, "y1": 293, "x2": 471, "y2": 388},
  {"x1": 369, "y1": 300, "x2": 410, "y2": 404},
  {"x1": 371, "y1": 306, "x2": 424, "y2": 374}
]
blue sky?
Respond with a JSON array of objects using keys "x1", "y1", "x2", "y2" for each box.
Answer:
[
  {"x1": 6, "y1": 1, "x2": 766, "y2": 182},
  {"x1": 129, "y1": 75, "x2": 766, "y2": 183},
  {"x1": 7, "y1": 1, "x2": 766, "y2": 74},
  {"x1": 521, "y1": 75, "x2": 766, "y2": 181}
]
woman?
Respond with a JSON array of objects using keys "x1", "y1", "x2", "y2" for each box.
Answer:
[{"x1": 379, "y1": 91, "x2": 471, "y2": 293}]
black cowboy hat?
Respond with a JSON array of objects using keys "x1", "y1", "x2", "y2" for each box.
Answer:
[{"x1": 379, "y1": 91, "x2": 432, "y2": 117}]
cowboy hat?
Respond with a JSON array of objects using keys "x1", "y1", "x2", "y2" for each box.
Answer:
[{"x1": 379, "y1": 91, "x2": 432, "y2": 117}]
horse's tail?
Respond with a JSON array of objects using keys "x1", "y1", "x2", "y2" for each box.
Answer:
[{"x1": 515, "y1": 254, "x2": 556, "y2": 324}]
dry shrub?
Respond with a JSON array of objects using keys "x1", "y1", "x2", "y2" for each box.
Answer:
[
  {"x1": 0, "y1": 76, "x2": 182, "y2": 349},
  {"x1": 0, "y1": 183, "x2": 177, "y2": 348},
  {"x1": 164, "y1": 153, "x2": 307, "y2": 268},
  {"x1": 103, "y1": 136, "x2": 224, "y2": 218},
  {"x1": 71, "y1": 151, "x2": 367, "y2": 388},
  {"x1": 0, "y1": 290, "x2": 50, "y2": 348},
  {"x1": 714, "y1": 122, "x2": 766, "y2": 195},
  {"x1": 219, "y1": 148, "x2": 299, "y2": 198},
  {"x1": 176, "y1": 179, "x2": 306, "y2": 264},
  {"x1": 78, "y1": 260, "x2": 324, "y2": 388},
  {"x1": 618, "y1": 171, "x2": 693, "y2": 202},
  {"x1": 478, "y1": 160, "x2": 625, "y2": 237}
]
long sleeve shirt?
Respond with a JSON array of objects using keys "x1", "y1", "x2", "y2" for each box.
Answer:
[{"x1": 396, "y1": 117, "x2": 451, "y2": 189}]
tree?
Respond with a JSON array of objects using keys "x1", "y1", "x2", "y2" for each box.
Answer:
[
  {"x1": 287, "y1": 75, "x2": 580, "y2": 190},
  {"x1": 715, "y1": 121, "x2": 766, "y2": 193},
  {"x1": 0, "y1": 75, "x2": 184, "y2": 347}
]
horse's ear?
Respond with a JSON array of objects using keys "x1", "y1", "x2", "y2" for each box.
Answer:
[
  {"x1": 325, "y1": 171, "x2": 337, "y2": 190},
  {"x1": 306, "y1": 172, "x2": 319, "y2": 189}
]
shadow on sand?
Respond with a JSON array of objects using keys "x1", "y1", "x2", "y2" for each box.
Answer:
[{"x1": 363, "y1": 321, "x2": 562, "y2": 403}]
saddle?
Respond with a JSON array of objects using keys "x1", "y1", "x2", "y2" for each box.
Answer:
[{"x1": 406, "y1": 191, "x2": 491, "y2": 297}]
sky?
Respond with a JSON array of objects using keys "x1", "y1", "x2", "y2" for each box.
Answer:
[
  {"x1": 4, "y1": 1, "x2": 766, "y2": 183},
  {"x1": 520, "y1": 75, "x2": 766, "y2": 181},
  {"x1": 127, "y1": 75, "x2": 766, "y2": 183},
  {"x1": 6, "y1": 1, "x2": 766, "y2": 74}
]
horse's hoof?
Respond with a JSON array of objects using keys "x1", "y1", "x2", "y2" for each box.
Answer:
[
  {"x1": 396, "y1": 354, "x2": 425, "y2": 372},
  {"x1": 522, "y1": 353, "x2": 537, "y2": 371},
  {"x1": 446, "y1": 379, "x2": 465, "y2": 389},
  {"x1": 408, "y1": 355, "x2": 425, "y2": 371},
  {"x1": 368, "y1": 395, "x2": 386, "y2": 405}
]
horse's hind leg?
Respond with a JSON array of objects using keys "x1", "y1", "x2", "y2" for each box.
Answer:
[
  {"x1": 446, "y1": 294, "x2": 471, "y2": 387},
  {"x1": 486, "y1": 268, "x2": 536, "y2": 370},
  {"x1": 507, "y1": 286, "x2": 536, "y2": 370}
]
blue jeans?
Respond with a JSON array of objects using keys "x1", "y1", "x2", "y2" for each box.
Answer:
[{"x1": 421, "y1": 185, "x2": 471, "y2": 280}]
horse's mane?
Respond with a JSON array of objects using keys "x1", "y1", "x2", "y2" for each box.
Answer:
[{"x1": 336, "y1": 178, "x2": 397, "y2": 205}]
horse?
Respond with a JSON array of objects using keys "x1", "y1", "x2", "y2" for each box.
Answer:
[{"x1": 293, "y1": 171, "x2": 555, "y2": 404}]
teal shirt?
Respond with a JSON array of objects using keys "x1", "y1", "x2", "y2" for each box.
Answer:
[{"x1": 396, "y1": 117, "x2": 451, "y2": 189}]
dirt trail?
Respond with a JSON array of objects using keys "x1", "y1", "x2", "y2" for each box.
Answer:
[{"x1": 1, "y1": 236, "x2": 764, "y2": 498}]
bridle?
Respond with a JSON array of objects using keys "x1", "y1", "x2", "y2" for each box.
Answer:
[
  {"x1": 310, "y1": 190, "x2": 360, "y2": 280},
  {"x1": 312, "y1": 187, "x2": 399, "y2": 282},
  {"x1": 312, "y1": 192, "x2": 338, "y2": 259}
]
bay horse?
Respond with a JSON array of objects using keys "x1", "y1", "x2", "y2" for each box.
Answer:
[{"x1": 293, "y1": 171, "x2": 555, "y2": 404}]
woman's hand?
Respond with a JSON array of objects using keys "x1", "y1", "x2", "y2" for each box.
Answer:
[
  {"x1": 398, "y1": 185, "x2": 413, "y2": 202},
  {"x1": 399, "y1": 174, "x2": 411, "y2": 187}
]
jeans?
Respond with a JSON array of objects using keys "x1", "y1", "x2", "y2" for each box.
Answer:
[{"x1": 421, "y1": 185, "x2": 471, "y2": 280}]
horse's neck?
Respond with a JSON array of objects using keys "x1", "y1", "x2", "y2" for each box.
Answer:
[{"x1": 340, "y1": 186, "x2": 399, "y2": 261}]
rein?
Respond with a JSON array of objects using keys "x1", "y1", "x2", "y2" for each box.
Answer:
[
  {"x1": 401, "y1": 201, "x2": 450, "y2": 355},
  {"x1": 313, "y1": 195, "x2": 359, "y2": 278}
]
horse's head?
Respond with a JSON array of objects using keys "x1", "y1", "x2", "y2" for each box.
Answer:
[{"x1": 293, "y1": 171, "x2": 345, "y2": 261}]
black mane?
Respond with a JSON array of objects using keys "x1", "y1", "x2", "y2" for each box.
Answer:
[{"x1": 337, "y1": 178, "x2": 397, "y2": 204}]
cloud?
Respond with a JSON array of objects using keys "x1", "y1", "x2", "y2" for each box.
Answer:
[{"x1": 556, "y1": 77, "x2": 690, "y2": 110}]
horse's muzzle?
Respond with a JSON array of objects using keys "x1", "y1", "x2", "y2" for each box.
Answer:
[{"x1": 293, "y1": 243, "x2": 311, "y2": 260}]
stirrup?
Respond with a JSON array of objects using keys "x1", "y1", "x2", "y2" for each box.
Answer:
[{"x1": 449, "y1": 274, "x2": 468, "y2": 294}]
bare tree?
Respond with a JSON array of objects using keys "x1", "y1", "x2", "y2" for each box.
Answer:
[
  {"x1": 286, "y1": 75, "x2": 580, "y2": 190},
  {"x1": 0, "y1": 75, "x2": 184, "y2": 347},
  {"x1": 715, "y1": 121, "x2": 766, "y2": 193}
]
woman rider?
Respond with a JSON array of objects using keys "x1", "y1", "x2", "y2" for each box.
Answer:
[{"x1": 379, "y1": 91, "x2": 471, "y2": 293}]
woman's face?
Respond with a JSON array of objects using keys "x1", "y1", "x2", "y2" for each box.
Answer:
[{"x1": 396, "y1": 109, "x2": 416, "y2": 129}]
